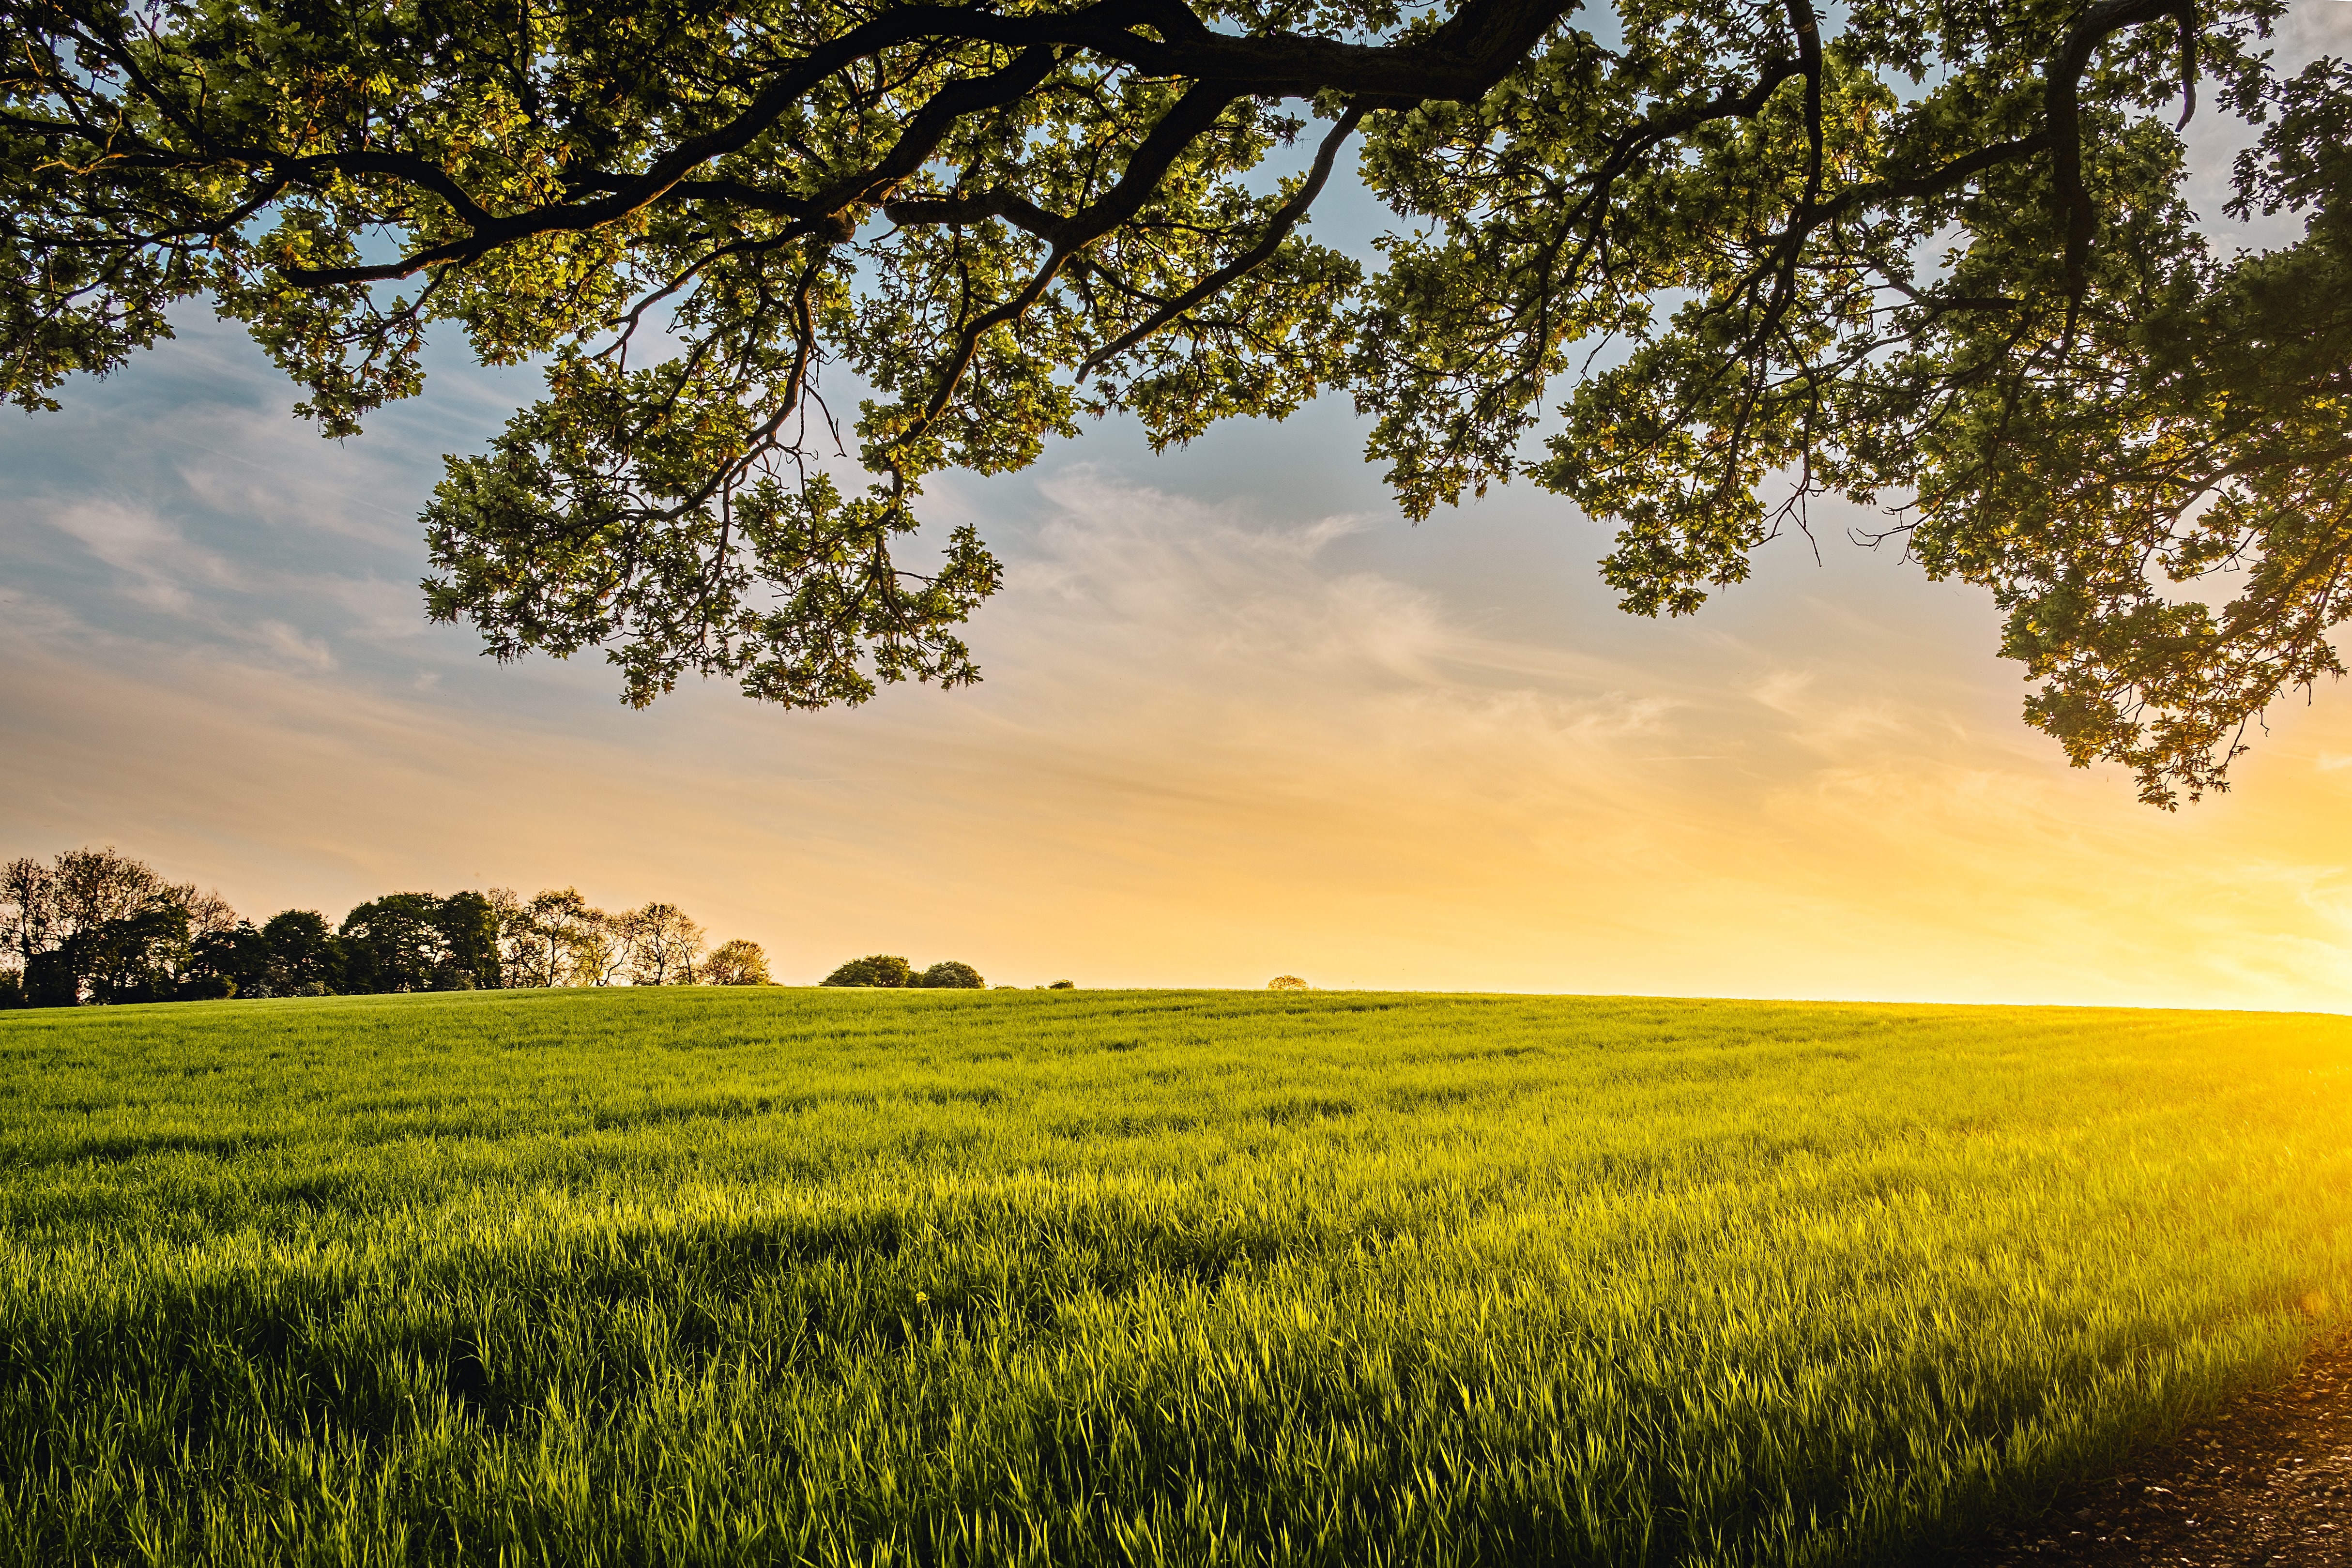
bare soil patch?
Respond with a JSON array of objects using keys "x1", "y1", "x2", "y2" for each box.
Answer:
[{"x1": 1970, "y1": 1334, "x2": 2352, "y2": 1566}]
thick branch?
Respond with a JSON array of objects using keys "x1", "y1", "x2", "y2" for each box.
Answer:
[
  {"x1": 279, "y1": 0, "x2": 1575, "y2": 286},
  {"x1": 911, "y1": 78, "x2": 1242, "y2": 432},
  {"x1": 883, "y1": 190, "x2": 1075, "y2": 244},
  {"x1": 1077, "y1": 101, "x2": 1364, "y2": 378},
  {"x1": 2046, "y1": 0, "x2": 2201, "y2": 297}
]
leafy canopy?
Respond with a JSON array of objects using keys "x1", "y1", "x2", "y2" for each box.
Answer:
[
  {"x1": 4, "y1": 0, "x2": 2346, "y2": 803},
  {"x1": 824, "y1": 953, "x2": 915, "y2": 986}
]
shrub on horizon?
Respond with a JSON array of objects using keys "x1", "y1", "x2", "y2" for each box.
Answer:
[
  {"x1": 1047, "y1": 979, "x2": 1075, "y2": 990},
  {"x1": 916, "y1": 960, "x2": 985, "y2": 990},
  {"x1": 823, "y1": 955, "x2": 913, "y2": 988},
  {"x1": 1268, "y1": 975, "x2": 1310, "y2": 990}
]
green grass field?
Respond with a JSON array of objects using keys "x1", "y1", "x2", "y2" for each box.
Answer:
[{"x1": 2, "y1": 988, "x2": 2349, "y2": 1567}]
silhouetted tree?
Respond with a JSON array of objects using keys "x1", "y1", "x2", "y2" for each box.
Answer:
[
  {"x1": 22, "y1": 951, "x2": 76, "y2": 1008},
  {"x1": 5, "y1": 846, "x2": 163, "y2": 979},
  {"x1": 435, "y1": 891, "x2": 504, "y2": 990},
  {"x1": 72, "y1": 900, "x2": 193, "y2": 1005},
  {"x1": 2, "y1": 848, "x2": 240, "y2": 1004},
  {"x1": 2, "y1": 855, "x2": 57, "y2": 976},
  {"x1": 50, "y1": 847, "x2": 171, "y2": 935},
  {"x1": 261, "y1": 911, "x2": 342, "y2": 995},
  {"x1": 188, "y1": 922, "x2": 273, "y2": 999},
  {"x1": 2, "y1": 852, "x2": 735, "y2": 1002},
  {"x1": 917, "y1": 961, "x2": 986, "y2": 990},
  {"x1": 339, "y1": 894, "x2": 447, "y2": 994},
  {"x1": 179, "y1": 887, "x2": 240, "y2": 944},
  {"x1": 626, "y1": 903, "x2": 706, "y2": 985}
]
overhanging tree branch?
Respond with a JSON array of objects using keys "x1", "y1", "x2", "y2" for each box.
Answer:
[{"x1": 2, "y1": 0, "x2": 2335, "y2": 802}]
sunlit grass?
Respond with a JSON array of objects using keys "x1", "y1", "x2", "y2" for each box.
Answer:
[{"x1": 1, "y1": 988, "x2": 2348, "y2": 1566}]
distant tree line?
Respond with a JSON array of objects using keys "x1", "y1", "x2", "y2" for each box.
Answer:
[{"x1": 0, "y1": 847, "x2": 769, "y2": 1007}]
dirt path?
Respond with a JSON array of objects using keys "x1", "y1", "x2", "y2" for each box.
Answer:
[{"x1": 1968, "y1": 1335, "x2": 2352, "y2": 1566}]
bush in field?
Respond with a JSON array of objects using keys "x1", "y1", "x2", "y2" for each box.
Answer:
[
  {"x1": 823, "y1": 955, "x2": 912, "y2": 988},
  {"x1": 1268, "y1": 975, "x2": 1310, "y2": 990},
  {"x1": 917, "y1": 960, "x2": 985, "y2": 990},
  {"x1": 1047, "y1": 979, "x2": 1075, "y2": 990},
  {"x1": 702, "y1": 940, "x2": 770, "y2": 986}
]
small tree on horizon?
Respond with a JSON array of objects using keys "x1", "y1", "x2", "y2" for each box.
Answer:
[
  {"x1": 338, "y1": 894, "x2": 447, "y2": 994},
  {"x1": 510, "y1": 888, "x2": 608, "y2": 987},
  {"x1": 261, "y1": 911, "x2": 340, "y2": 996},
  {"x1": 628, "y1": 902, "x2": 707, "y2": 986},
  {"x1": 436, "y1": 891, "x2": 504, "y2": 990},
  {"x1": 917, "y1": 960, "x2": 985, "y2": 990},
  {"x1": 702, "y1": 940, "x2": 770, "y2": 987}
]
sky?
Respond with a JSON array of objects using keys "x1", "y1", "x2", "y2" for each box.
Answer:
[{"x1": 6, "y1": 4, "x2": 2352, "y2": 1008}]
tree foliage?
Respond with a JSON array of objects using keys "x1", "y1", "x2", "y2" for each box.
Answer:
[
  {"x1": 6, "y1": 0, "x2": 2346, "y2": 801},
  {"x1": 337, "y1": 893, "x2": 448, "y2": 992},
  {"x1": 625, "y1": 901, "x2": 708, "y2": 983},
  {"x1": 259, "y1": 910, "x2": 340, "y2": 994},
  {"x1": 191, "y1": 920, "x2": 274, "y2": 999},
  {"x1": 918, "y1": 959, "x2": 987, "y2": 987},
  {"x1": 2, "y1": 846, "x2": 224, "y2": 967},
  {"x1": 703, "y1": 938, "x2": 773, "y2": 985},
  {"x1": 824, "y1": 953, "x2": 916, "y2": 987},
  {"x1": 489, "y1": 887, "x2": 738, "y2": 986},
  {"x1": 497, "y1": 886, "x2": 605, "y2": 987}
]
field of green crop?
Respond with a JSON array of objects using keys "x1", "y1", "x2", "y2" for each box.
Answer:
[{"x1": 1, "y1": 989, "x2": 2349, "y2": 1567}]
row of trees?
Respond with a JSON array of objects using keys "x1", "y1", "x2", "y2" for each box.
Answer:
[
  {"x1": 483, "y1": 888, "x2": 767, "y2": 990},
  {"x1": 1, "y1": 848, "x2": 769, "y2": 1007}
]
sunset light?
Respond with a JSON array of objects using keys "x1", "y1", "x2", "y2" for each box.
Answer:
[{"x1": 4, "y1": 0, "x2": 2350, "y2": 1558}]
